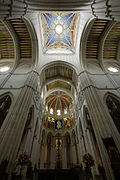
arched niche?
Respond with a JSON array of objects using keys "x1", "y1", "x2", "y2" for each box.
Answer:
[
  {"x1": 106, "y1": 94, "x2": 120, "y2": 134},
  {"x1": 0, "y1": 94, "x2": 12, "y2": 128}
]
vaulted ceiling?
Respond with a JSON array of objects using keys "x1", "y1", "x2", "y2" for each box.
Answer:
[
  {"x1": 10, "y1": 19, "x2": 32, "y2": 59},
  {"x1": 86, "y1": 19, "x2": 120, "y2": 62},
  {"x1": 86, "y1": 19, "x2": 109, "y2": 59},
  {"x1": 41, "y1": 64, "x2": 77, "y2": 89},
  {"x1": 46, "y1": 91, "x2": 72, "y2": 111},
  {"x1": 0, "y1": 21, "x2": 14, "y2": 59},
  {"x1": 103, "y1": 22, "x2": 120, "y2": 60},
  {"x1": 0, "y1": 19, "x2": 32, "y2": 61}
]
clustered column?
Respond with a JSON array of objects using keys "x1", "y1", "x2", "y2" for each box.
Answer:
[{"x1": 79, "y1": 72, "x2": 115, "y2": 180}]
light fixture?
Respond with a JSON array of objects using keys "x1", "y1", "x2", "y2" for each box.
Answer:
[
  {"x1": 0, "y1": 66, "x2": 10, "y2": 72},
  {"x1": 55, "y1": 24, "x2": 63, "y2": 34},
  {"x1": 108, "y1": 67, "x2": 118, "y2": 72}
]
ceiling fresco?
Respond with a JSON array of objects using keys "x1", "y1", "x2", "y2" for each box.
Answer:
[
  {"x1": 41, "y1": 12, "x2": 77, "y2": 54},
  {"x1": 46, "y1": 80, "x2": 71, "y2": 91},
  {"x1": 44, "y1": 90, "x2": 74, "y2": 130},
  {"x1": 45, "y1": 91, "x2": 72, "y2": 111}
]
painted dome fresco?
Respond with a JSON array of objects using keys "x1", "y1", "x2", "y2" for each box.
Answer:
[
  {"x1": 43, "y1": 91, "x2": 75, "y2": 130},
  {"x1": 46, "y1": 91, "x2": 72, "y2": 114}
]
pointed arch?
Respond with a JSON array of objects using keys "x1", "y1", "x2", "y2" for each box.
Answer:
[
  {"x1": 105, "y1": 93, "x2": 120, "y2": 134},
  {"x1": 0, "y1": 94, "x2": 12, "y2": 128}
]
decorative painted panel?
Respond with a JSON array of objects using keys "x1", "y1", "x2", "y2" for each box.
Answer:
[{"x1": 41, "y1": 12, "x2": 77, "y2": 54}]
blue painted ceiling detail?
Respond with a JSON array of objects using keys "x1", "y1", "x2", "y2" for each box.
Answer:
[{"x1": 41, "y1": 12, "x2": 77, "y2": 54}]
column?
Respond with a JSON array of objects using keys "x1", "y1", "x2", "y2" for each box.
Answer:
[
  {"x1": 80, "y1": 72, "x2": 115, "y2": 180},
  {"x1": 23, "y1": 129, "x2": 34, "y2": 155},
  {"x1": 86, "y1": 129, "x2": 99, "y2": 175},
  {"x1": 0, "y1": 71, "x2": 38, "y2": 174}
]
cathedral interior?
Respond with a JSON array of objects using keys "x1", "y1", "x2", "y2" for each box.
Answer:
[{"x1": 0, "y1": 0, "x2": 120, "y2": 180}]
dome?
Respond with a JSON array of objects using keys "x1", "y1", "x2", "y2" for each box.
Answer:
[{"x1": 43, "y1": 90, "x2": 75, "y2": 130}]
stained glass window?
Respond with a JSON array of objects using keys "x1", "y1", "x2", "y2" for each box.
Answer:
[
  {"x1": 46, "y1": 105, "x2": 48, "y2": 111},
  {"x1": 41, "y1": 12, "x2": 77, "y2": 54},
  {"x1": 64, "y1": 109, "x2": 67, "y2": 114},
  {"x1": 57, "y1": 109, "x2": 61, "y2": 116},
  {"x1": 55, "y1": 120, "x2": 63, "y2": 129},
  {"x1": 50, "y1": 108, "x2": 53, "y2": 114}
]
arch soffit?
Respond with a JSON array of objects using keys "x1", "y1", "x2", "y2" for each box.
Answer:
[
  {"x1": 23, "y1": 17, "x2": 38, "y2": 67},
  {"x1": 39, "y1": 61, "x2": 78, "y2": 77},
  {"x1": 81, "y1": 17, "x2": 120, "y2": 71},
  {"x1": 40, "y1": 61, "x2": 78, "y2": 90},
  {"x1": 0, "y1": 17, "x2": 37, "y2": 70},
  {"x1": 79, "y1": 17, "x2": 96, "y2": 69}
]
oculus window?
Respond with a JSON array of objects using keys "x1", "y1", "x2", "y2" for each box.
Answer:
[{"x1": 41, "y1": 12, "x2": 78, "y2": 54}]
